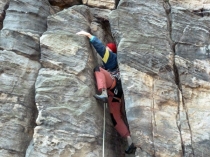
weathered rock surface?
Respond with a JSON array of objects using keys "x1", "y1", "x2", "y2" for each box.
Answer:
[
  {"x1": 0, "y1": 50, "x2": 41, "y2": 157},
  {"x1": 0, "y1": 0, "x2": 51, "y2": 157},
  {"x1": 109, "y1": 0, "x2": 210, "y2": 156},
  {"x1": 170, "y1": 0, "x2": 210, "y2": 11},
  {"x1": 82, "y1": 0, "x2": 115, "y2": 10},
  {"x1": 110, "y1": 0, "x2": 182, "y2": 156},
  {"x1": 0, "y1": 0, "x2": 51, "y2": 58},
  {"x1": 171, "y1": 2, "x2": 210, "y2": 156},
  {"x1": 26, "y1": 5, "x2": 124, "y2": 157},
  {"x1": 1, "y1": 0, "x2": 210, "y2": 157}
]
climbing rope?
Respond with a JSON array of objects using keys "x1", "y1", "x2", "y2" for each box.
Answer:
[{"x1": 102, "y1": 102, "x2": 107, "y2": 157}]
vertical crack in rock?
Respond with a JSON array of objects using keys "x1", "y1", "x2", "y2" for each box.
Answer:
[
  {"x1": 49, "y1": 0, "x2": 82, "y2": 9},
  {"x1": 115, "y1": 0, "x2": 120, "y2": 8},
  {"x1": 163, "y1": 1, "x2": 194, "y2": 156}
]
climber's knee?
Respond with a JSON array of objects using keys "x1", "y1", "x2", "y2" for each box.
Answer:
[
  {"x1": 110, "y1": 113, "x2": 117, "y2": 126},
  {"x1": 94, "y1": 66, "x2": 100, "y2": 72}
]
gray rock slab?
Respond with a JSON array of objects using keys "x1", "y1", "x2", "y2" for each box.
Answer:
[
  {"x1": 119, "y1": 65, "x2": 182, "y2": 156},
  {"x1": 110, "y1": 0, "x2": 174, "y2": 81},
  {"x1": 28, "y1": 5, "x2": 125, "y2": 157},
  {"x1": 40, "y1": 6, "x2": 94, "y2": 74},
  {"x1": 175, "y1": 55, "x2": 210, "y2": 156},
  {"x1": 108, "y1": 0, "x2": 210, "y2": 156},
  {"x1": 0, "y1": 30, "x2": 40, "y2": 57},
  {"x1": 28, "y1": 68, "x2": 124, "y2": 157},
  {"x1": 171, "y1": 9, "x2": 210, "y2": 46},
  {"x1": 3, "y1": 0, "x2": 50, "y2": 34},
  {"x1": 109, "y1": 0, "x2": 188, "y2": 156},
  {"x1": 0, "y1": 50, "x2": 41, "y2": 157},
  {"x1": 171, "y1": 2, "x2": 210, "y2": 155},
  {"x1": 0, "y1": 0, "x2": 51, "y2": 57},
  {"x1": 0, "y1": 50, "x2": 41, "y2": 96}
]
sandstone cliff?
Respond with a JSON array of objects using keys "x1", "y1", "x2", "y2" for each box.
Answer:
[{"x1": 0, "y1": 0, "x2": 210, "y2": 157}]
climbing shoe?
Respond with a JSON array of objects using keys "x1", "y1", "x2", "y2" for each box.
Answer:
[
  {"x1": 125, "y1": 143, "x2": 136, "y2": 154},
  {"x1": 94, "y1": 89, "x2": 108, "y2": 102}
]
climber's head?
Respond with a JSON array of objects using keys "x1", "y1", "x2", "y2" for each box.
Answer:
[{"x1": 106, "y1": 43, "x2": 117, "y2": 53}]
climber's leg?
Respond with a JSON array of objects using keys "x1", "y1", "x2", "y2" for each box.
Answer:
[
  {"x1": 94, "y1": 66, "x2": 116, "y2": 102},
  {"x1": 108, "y1": 95, "x2": 130, "y2": 137},
  {"x1": 108, "y1": 91, "x2": 136, "y2": 154},
  {"x1": 94, "y1": 66, "x2": 115, "y2": 92}
]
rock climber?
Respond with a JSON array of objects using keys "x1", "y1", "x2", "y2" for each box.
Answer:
[{"x1": 76, "y1": 30, "x2": 136, "y2": 154}]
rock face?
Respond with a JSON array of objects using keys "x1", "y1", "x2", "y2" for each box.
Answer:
[
  {"x1": 110, "y1": 1, "x2": 181, "y2": 156},
  {"x1": 0, "y1": 0, "x2": 51, "y2": 58},
  {"x1": 171, "y1": 1, "x2": 210, "y2": 156},
  {"x1": 0, "y1": 50, "x2": 40, "y2": 157},
  {"x1": 0, "y1": 0, "x2": 210, "y2": 157},
  {"x1": 170, "y1": 0, "x2": 210, "y2": 11},
  {"x1": 0, "y1": 0, "x2": 51, "y2": 157},
  {"x1": 109, "y1": 0, "x2": 210, "y2": 156},
  {"x1": 26, "y1": 5, "x2": 124, "y2": 157}
]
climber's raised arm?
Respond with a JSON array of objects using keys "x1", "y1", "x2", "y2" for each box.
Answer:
[
  {"x1": 76, "y1": 30, "x2": 93, "y2": 39},
  {"x1": 76, "y1": 30, "x2": 106, "y2": 57},
  {"x1": 76, "y1": 30, "x2": 117, "y2": 71}
]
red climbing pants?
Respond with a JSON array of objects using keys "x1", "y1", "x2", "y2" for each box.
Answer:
[
  {"x1": 94, "y1": 67, "x2": 115, "y2": 91},
  {"x1": 94, "y1": 67, "x2": 130, "y2": 138},
  {"x1": 107, "y1": 91, "x2": 130, "y2": 138}
]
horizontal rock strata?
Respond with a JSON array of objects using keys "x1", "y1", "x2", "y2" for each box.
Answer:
[
  {"x1": 0, "y1": 50, "x2": 41, "y2": 157},
  {"x1": 0, "y1": 0, "x2": 51, "y2": 156},
  {"x1": 0, "y1": 0, "x2": 51, "y2": 58},
  {"x1": 109, "y1": 0, "x2": 210, "y2": 156}
]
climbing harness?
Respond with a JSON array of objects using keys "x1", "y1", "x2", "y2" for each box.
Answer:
[
  {"x1": 102, "y1": 102, "x2": 107, "y2": 157},
  {"x1": 109, "y1": 68, "x2": 120, "y2": 80}
]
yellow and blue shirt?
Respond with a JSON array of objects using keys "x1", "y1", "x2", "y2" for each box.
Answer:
[{"x1": 90, "y1": 36, "x2": 118, "y2": 71}]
